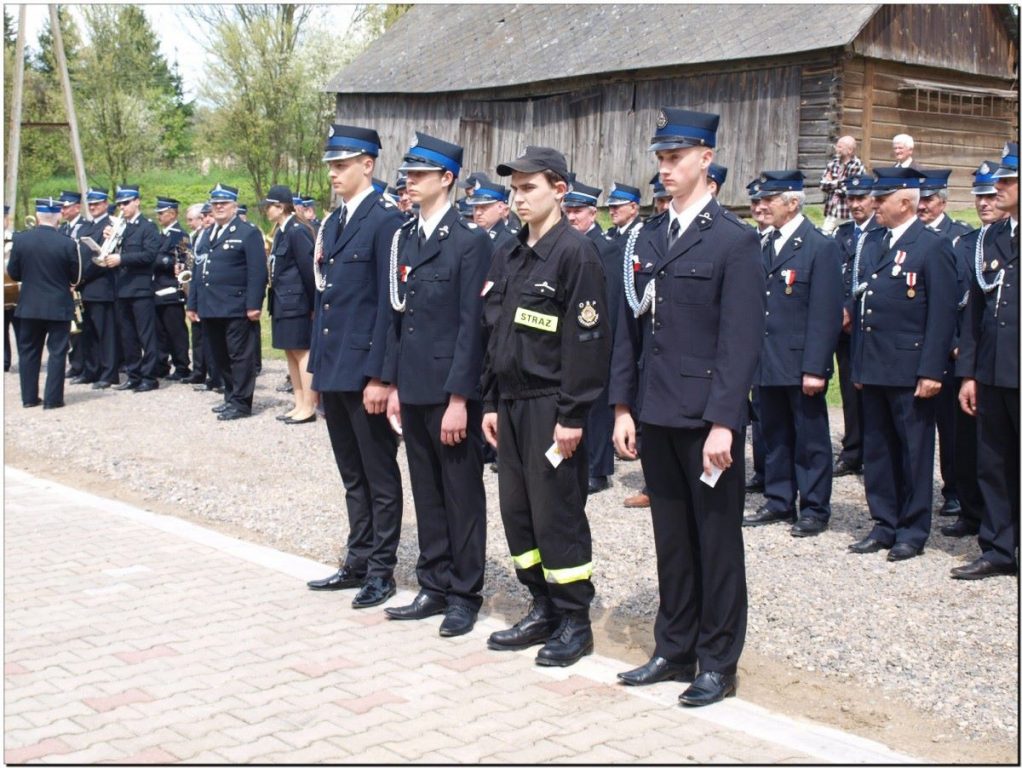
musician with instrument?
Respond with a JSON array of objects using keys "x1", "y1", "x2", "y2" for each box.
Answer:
[
  {"x1": 60, "y1": 191, "x2": 88, "y2": 382},
  {"x1": 151, "y1": 197, "x2": 192, "y2": 382},
  {"x1": 7, "y1": 197, "x2": 82, "y2": 409},
  {"x1": 76, "y1": 188, "x2": 121, "y2": 388}
]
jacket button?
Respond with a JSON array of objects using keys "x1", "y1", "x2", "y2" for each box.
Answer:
[
  {"x1": 656, "y1": 296, "x2": 663, "y2": 303},
  {"x1": 327, "y1": 283, "x2": 333, "y2": 288},
  {"x1": 410, "y1": 290, "x2": 416, "y2": 296},
  {"x1": 765, "y1": 290, "x2": 771, "y2": 296},
  {"x1": 765, "y1": 311, "x2": 770, "y2": 316},
  {"x1": 324, "y1": 303, "x2": 330, "y2": 310},
  {"x1": 408, "y1": 327, "x2": 414, "y2": 334},
  {"x1": 652, "y1": 346, "x2": 660, "y2": 354},
  {"x1": 329, "y1": 258, "x2": 335, "y2": 264},
  {"x1": 768, "y1": 273, "x2": 773, "y2": 279},
  {"x1": 706, "y1": 369, "x2": 712, "y2": 375},
  {"x1": 408, "y1": 308, "x2": 414, "y2": 315},
  {"x1": 867, "y1": 290, "x2": 874, "y2": 296},
  {"x1": 866, "y1": 309, "x2": 872, "y2": 314},
  {"x1": 323, "y1": 328, "x2": 329, "y2": 335},
  {"x1": 871, "y1": 273, "x2": 877, "y2": 279},
  {"x1": 658, "y1": 272, "x2": 664, "y2": 279},
  {"x1": 866, "y1": 327, "x2": 872, "y2": 332}
]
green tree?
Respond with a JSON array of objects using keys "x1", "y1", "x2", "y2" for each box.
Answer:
[{"x1": 352, "y1": 4, "x2": 413, "y2": 39}]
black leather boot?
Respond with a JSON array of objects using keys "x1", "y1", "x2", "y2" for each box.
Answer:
[
  {"x1": 487, "y1": 598, "x2": 560, "y2": 650},
  {"x1": 535, "y1": 611, "x2": 594, "y2": 667}
]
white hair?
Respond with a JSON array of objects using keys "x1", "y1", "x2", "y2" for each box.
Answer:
[
  {"x1": 36, "y1": 211, "x2": 61, "y2": 226},
  {"x1": 186, "y1": 203, "x2": 204, "y2": 219},
  {"x1": 893, "y1": 133, "x2": 914, "y2": 149},
  {"x1": 780, "y1": 190, "x2": 806, "y2": 211},
  {"x1": 904, "y1": 189, "x2": 921, "y2": 208}
]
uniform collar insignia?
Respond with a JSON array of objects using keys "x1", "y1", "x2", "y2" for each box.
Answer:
[
  {"x1": 437, "y1": 224, "x2": 449, "y2": 240},
  {"x1": 792, "y1": 236, "x2": 803, "y2": 248},
  {"x1": 229, "y1": 225, "x2": 236, "y2": 233}
]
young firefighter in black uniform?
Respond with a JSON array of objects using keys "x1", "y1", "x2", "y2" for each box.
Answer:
[
  {"x1": 152, "y1": 197, "x2": 192, "y2": 381},
  {"x1": 481, "y1": 146, "x2": 611, "y2": 667},
  {"x1": 382, "y1": 134, "x2": 493, "y2": 637}
]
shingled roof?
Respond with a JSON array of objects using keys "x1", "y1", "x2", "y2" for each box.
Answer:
[{"x1": 327, "y1": 4, "x2": 881, "y2": 94}]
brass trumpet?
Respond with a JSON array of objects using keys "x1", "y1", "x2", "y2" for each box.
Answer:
[
  {"x1": 175, "y1": 239, "x2": 194, "y2": 296},
  {"x1": 23, "y1": 214, "x2": 36, "y2": 229}
]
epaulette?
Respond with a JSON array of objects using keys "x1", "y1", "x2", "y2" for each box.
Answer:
[
  {"x1": 718, "y1": 207, "x2": 751, "y2": 230},
  {"x1": 400, "y1": 216, "x2": 417, "y2": 230},
  {"x1": 378, "y1": 197, "x2": 395, "y2": 209},
  {"x1": 644, "y1": 210, "x2": 668, "y2": 227},
  {"x1": 456, "y1": 217, "x2": 478, "y2": 230},
  {"x1": 954, "y1": 219, "x2": 969, "y2": 228}
]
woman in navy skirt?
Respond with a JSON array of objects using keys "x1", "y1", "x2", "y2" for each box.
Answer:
[{"x1": 262, "y1": 184, "x2": 317, "y2": 424}]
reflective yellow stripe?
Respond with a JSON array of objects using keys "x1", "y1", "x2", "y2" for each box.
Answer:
[
  {"x1": 543, "y1": 562, "x2": 593, "y2": 584},
  {"x1": 511, "y1": 549, "x2": 542, "y2": 569},
  {"x1": 513, "y1": 307, "x2": 559, "y2": 333}
]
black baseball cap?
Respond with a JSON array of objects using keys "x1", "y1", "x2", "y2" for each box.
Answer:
[{"x1": 496, "y1": 146, "x2": 569, "y2": 183}]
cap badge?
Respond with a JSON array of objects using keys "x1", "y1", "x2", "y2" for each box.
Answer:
[
  {"x1": 980, "y1": 162, "x2": 990, "y2": 174},
  {"x1": 656, "y1": 110, "x2": 667, "y2": 129},
  {"x1": 1002, "y1": 143, "x2": 1010, "y2": 159},
  {"x1": 328, "y1": 125, "x2": 335, "y2": 138},
  {"x1": 410, "y1": 135, "x2": 418, "y2": 148},
  {"x1": 577, "y1": 300, "x2": 599, "y2": 328}
]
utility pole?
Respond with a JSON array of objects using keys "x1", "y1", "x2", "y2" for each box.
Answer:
[
  {"x1": 49, "y1": 4, "x2": 90, "y2": 216},
  {"x1": 5, "y1": 5, "x2": 27, "y2": 218}
]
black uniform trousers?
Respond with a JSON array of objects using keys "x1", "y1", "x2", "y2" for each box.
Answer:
[
  {"x1": 204, "y1": 316, "x2": 257, "y2": 413},
  {"x1": 67, "y1": 330, "x2": 84, "y2": 376},
  {"x1": 81, "y1": 301, "x2": 119, "y2": 384},
  {"x1": 861, "y1": 386, "x2": 936, "y2": 548},
  {"x1": 760, "y1": 385, "x2": 833, "y2": 522},
  {"x1": 934, "y1": 364, "x2": 959, "y2": 503},
  {"x1": 190, "y1": 320, "x2": 223, "y2": 387},
  {"x1": 116, "y1": 296, "x2": 159, "y2": 384},
  {"x1": 749, "y1": 385, "x2": 765, "y2": 480},
  {"x1": 322, "y1": 390, "x2": 403, "y2": 579},
  {"x1": 586, "y1": 384, "x2": 615, "y2": 480},
  {"x1": 154, "y1": 304, "x2": 191, "y2": 376},
  {"x1": 834, "y1": 334, "x2": 863, "y2": 466},
  {"x1": 16, "y1": 319, "x2": 70, "y2": 406},
  {"x1": 402, "y1": 400, "x2": 486, "y2": 610},
  {"x1": 496, "y1": 395, "x2": 594, "y2": 614},
  {"x1": 252, "y1": 320, "x2": 262, "y2": 373},
  {"x1": 641, "y1": 422, "x2": 747, "y2": 675},
  {"x1": 975, "y1": 384, "x2": 1019, "y2": 568},
  {"x1": 953, "y1": 404, "x2": 984, "y2": 524},
  {"x1": 4, "y1": 309, "x2": 17, "y2": 371}
]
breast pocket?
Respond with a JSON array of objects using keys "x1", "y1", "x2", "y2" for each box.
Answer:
[
  {"x1": 338, "y1": 249, "x2": 372, "y2": 283},
  {"x1": 671, "y1": 261, "x2": 716, "y2": 305}
]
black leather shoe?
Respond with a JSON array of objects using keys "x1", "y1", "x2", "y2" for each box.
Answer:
[
  {"x1": 42, "y1": 402, "x2": 65, "y2": 410},
  {"x1": 745, "y1": 476, "x2": 765, "y2": 493},
  {"x1": 887, "y1": 543, "x2": 923, "y2": 562},
  {"x1": 184, "y1": 373, "x2": 206, "y2": 385},
  {"x1": 439, "y1": 605, "x2": 477, "y2": 637},
  {"x1": 617, "y1": 656, "x2": 696, "y2": 686},
  {"x1": 91, "y1": 381, "x2": 113, "y2": 390},
  {"x1": 790, "y1": 517, "x2": 828, "y2": 537},
  {"x1": 487, "y1": 599, "x2": 560, "y2": 650},
  {"x1": 165, "y1": 370, "x2": 190, "y2": 381},
  {"x1": 212, "y1": 403, "x2": 230, "y2": 413},
  {"x1": 678, "y1": 671, "x2": 737, "y2": 706},
  {"x1": 284, "y1": 414, "x2": 316, "y2": 425},
  {"x1": 134, "y1": 380, "x2": 159, "y2": 393},
  {"x1": 385, "y1": 591, "x2": 447, "y2": 620},
  {"x1": 193, "y1": 383, "x2": 213, "y2": 391},
  {"x1": 743, "y1": 505, "x2": 795, "y2": 527},
  {"x1": 938, "y1": 498, "x2": 963, "y2": 517},
  {"x1": 941, "y1": 518, "x2": 980, "y2": 538},
  {"x1": 23, "y1": 399, "x2": 41, "y2": 408},
  {"x1": 588, "y1": 476, "x2": 610, "y2": 494},
  {"x1": 114, "y1": 380, "x2": 139, "y2": 391},
  {"x1": 70, "y1": 376, "x2": 93, "y2": 385},
  {"x1": 218, "y1": 408, "x2": 251, "y2": 421},
  {"x1": 833, "y1": 459, "x2": 862, "y2": 477},
  {"x1": 535, "y1": 613, "x2": 593, "y2": 667},
  {"x1": 848, "y1": 536, "x2": 889, "y2": 554},
  {"x1": 211, "y1": 386, "x2": 225, "y2": 394},
  {"x1": 352, "y1": 576, "x2": 396, "y2": 608},
  {"x1": 950, "y1": 557, "x2": 1017, "y2": 580},
  {"x1": 307, "y1": 566, "x2": 364, "y2": 591}
]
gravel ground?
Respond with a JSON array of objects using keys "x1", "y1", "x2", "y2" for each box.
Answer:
[{"x1": 3, "y1": 356, "x2": 1017, "y2": 753}]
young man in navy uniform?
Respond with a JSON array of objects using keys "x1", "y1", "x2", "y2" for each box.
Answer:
[
  {"x1": 954, "y1": 142, "x2": 1019, "y2": 579},
  {"x1": 152, "y1": 197, "x2": 192, "y2": 381},
  {"x1": 7, "y1": 198, "x2": 82, "y2": 409},
  {"x1": 610, "y1": 108, "x2": 764, "y2": 706},
  {"x1": 76, "y1": 188, "x2": 122, "y2": 389},
  {"x1": 382, "y1": 133, "x2": 492, "y2": 637},
  {"x1": 59, "y1": 191, "x2": 86, "y2": 383},
  {"x1": 605, "y1": 182, "x2": 642, "y2": 240},
  {"x1": 185, "y1": 183, "x2": 267, "y2": 419},
  {"x1": 832, "y1": 176, "x2": 881, "y2": 476},
  {"x1": 304, "y1": 124, "x2": 405, "y2": 609},
  {"x1": 465, "y1": 174, "x2": 518, "y2": 252},
  {"x1": 848, "y1": 167, "x2": 957, "y2": 561},
  {"x1": 187, "y1": 203, "x2": 224, "y2": 393},
  {"x1": 706, "y1": 163, "x2": 727, "y2": 197},
  {"x1": 481, "y1": 146, "x2": 610, "y2": 667},
  {"x1": 742, "y1": 171, "x2": 842, "y2": 537}
]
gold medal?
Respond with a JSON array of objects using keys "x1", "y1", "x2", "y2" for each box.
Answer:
[
  {"x1": 785, "y1": 285, "x2": 792, "y2": 295},
  {"x1": 907, "y1": 288, "x2": 916, "y2": 298}
]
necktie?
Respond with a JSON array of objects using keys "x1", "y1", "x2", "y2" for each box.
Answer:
[
  {"x1": 769, "y1": 230, "x2": 782, "y2": 264},
  {"x1": 336, "y1": 205, "x2": 348, "y2": 236},
  {"x1": 669, "y1": 218, "x2": 680, "y2": 247},
  {"x1": 881, "y1": 231, "x2": 892, "y2": 253},
  {"x1": 853, "y1": 226, "x2": 862, "y2": 247}
]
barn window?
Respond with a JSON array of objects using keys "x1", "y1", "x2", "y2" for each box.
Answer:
[{"x1": 897, "y1": 78, "x2": 1017, "y2": 118}]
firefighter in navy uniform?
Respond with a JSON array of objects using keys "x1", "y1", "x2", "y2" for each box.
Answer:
[
  {"x1": 954, "y1": 142, "x2": 1020, "y2": 579},
  {"x1": 7, "y1": 197, "x2": 82, "y2": 409},
  {"x1": 58, "y1": 191, "x2": 88, "y2": 382},
  {"x1": 706, "y1": 163, "x2": 727, "y2": 198},
  {"x1": 610, "y1": 108, "x2": 765, "y2": 706},
  {"x1": 847, "y1": 167, "x2": 957, "y2": 561},
  {"x1": 481, "y1": 146, "x2": 610, "y2": 667},
  {"x1": 151, "y1": 197, "x2": 192, "y2": 381},
  {"x1": 187, "y1": 203, "x2": 224, "y2": 393},
  {"x1": 76, "y1": 189, "x2": 121, "y2": 388},
  {"x1": 741, "y1": 171, "x2": 842, "y2": 537},
  {"x1": 465, "y1": 174, "x2": 519, "y2": 252},
  {"x1": 304, "y1": 124, "x2": 405, "y2": 610},
  {"x1": 185, "y1": 183, "x2": 267, "y2": 419},
  {"x1": 605, "y1": 182, "x2": 642, "y2": 240},
  {"x1": 382, "y1": 133, "x2": 493, "y2": 637}
]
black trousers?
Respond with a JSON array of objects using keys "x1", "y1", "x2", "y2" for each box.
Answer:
[
  {"x1": 934, "y1": 365, "x2": 959, "y2": 502},
  {"x1": 67, "y1": 328, "x2": 85, "y2": 376},
  {"x1": 116, "y1": 296, "x2": 159, "y2": 384},
  {"x1": 204, "y1": 316, "x2": 258, "y2": 413},
  {"x1": 861, "y1": 386, "x2": 936, "y2": 548},
  {"x1": 953, "y1": 400, "x2": 984, "y2": 524},
  {"x1": 16, "y1": 318, "x2": 70, "y2": 407},
  {"x1": 586, "y1": 384, "x2": 615, "y2": 479},
  {"x1": 748, "y1": 385, "x2": 765, "y2": 479},
  {"x1": 402, "y1": 400, "x2": 486, "y2": 610},
  {"x1": 641, "y1": 422, "x2": 747, "y2": 675},
  {"x1": 191, "y1": 320, "x2": 223, "y2": 386},
  {"x1": 322, "y1": 390, "x2": 403, "y2": 579},
  {"x1": 252, "y1": 320, "x2": 262, "y2": 372},
  {"x1": 760, "y1": 384, "x2": 833, "y2": 522},
  {"x1": 496, "y1": 396, "x2": 594, "y2": 614},
  {"x1": 154, "y1": 303, "x2": 191, "y2": 375},
  {"x1": 81, "y1": 301, "x2": 119, "y2": 384},
  {"x1": 835, "y1": 333, "x2": 863, "y2": 466},
  {"x1": 975, "y1": 384, "x2": 1019, "y2": 568},
  {"x1": 5, "y1": 308, "x2": 18, "y2": 371}
]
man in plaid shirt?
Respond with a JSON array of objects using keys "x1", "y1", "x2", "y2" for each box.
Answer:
[{"x1": 820, "y1": 136, "x2": 865, "y2": 234}]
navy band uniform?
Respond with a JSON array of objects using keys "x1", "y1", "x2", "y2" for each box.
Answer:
[{"x1": 152, "y1": 197, "x2": 192, "y2": 379}]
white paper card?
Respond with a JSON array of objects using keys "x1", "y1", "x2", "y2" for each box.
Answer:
[
  {"x1": 700, "y1": 465, "x2": 723, "y2": 488},
  {"x1": 545, "y1": 442, "x2": 563, "y2": 468}
]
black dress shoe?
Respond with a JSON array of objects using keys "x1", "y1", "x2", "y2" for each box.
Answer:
[
  {"x1": 184, "y1": 373, "x2": 206, "y2": 385},
  {"x1": 678, "y1": 671, "x2": 737, "y2": 706},
  {"x1": 587, "y1": 476, "x2": 610, "y2": 494},
  {"x1": 211, "y1": 386, "x2": 225, "y2": 394},
  {"x1": 134, "y1": 380, "x2": 159, "y2": 393},
  {"x1": 384, "y1": 591, "x2": 447, "y2": 620},
  {"x1": 42, "y1": 402, "x2": 65, "y2": 410},
  {"x1": 940, "y1": 518, "x2": 980, "y2": 538},
  {"x1": 307, "y1": 566, "x2": 364, "y2": 591},
  {"x1": 218, "y1": 408, "x2": 251, "y2": 421},
  {"x1": 743, "y1": 505, "x2": 795, "y2": 527},
  {"x1": 91, "y1": 381, "x2": 113, "y2": 390},
  {"x1": 23, "y1": 399, "x2": 41, "y2": 408},
  {"x1": 71, "y1": 376, "x2": 93, "y2": 385},
  {"x1": 833, "y1": 459, "x2": 862, "y2": 477},
  {"x1": 617, "y1": 656, "x2": 696, "y2": 686},
  {"x1": 439, "y1": 605, "x2": 477, "y2": 637},
  {"x1": 114, "y1": 380, "x2": 139, "y2": 391},
  {"x1": 487, "y1": 598, "x2": 560, "y2": 650},
  {"x1": 212, "y1": 403, "x2": 230, "y2": 413},
  {"x1": 284, "y1": 414, "x2": 316, "y2": 425},
  {"x1": 848, "y1": 536, "x2": 889, "y2": 554},
  {"x1": 950, "y1": 557, "x2": 1017, "y2": 580},
  {"x1": 938, "y1": 498, "x2": 963, "y2": 517},
  {"x1": 166, "y1": 370, "x2": 191, "y2": 381},
  {"x1": 535, "y1": 613, "x2": 593, "y2": 667},
  {"x1": 352, "y1": 576, "x2": 396, "y2": 608},
  {"x1": 887, "y1": 543, "x2": 923, "y2": 562},
  {"x1": 790, "y1": 517, "x2": 828, "y2": 537},
  {"x1": 745, "y1": 476, "x2": 765, "y2": 493}
]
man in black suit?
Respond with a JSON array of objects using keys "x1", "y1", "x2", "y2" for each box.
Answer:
[
  {"x1": 76, "y1": 188, "x2": 121, "y2": 389},
  {"x1": 7, "y1": 198, "x2": 82, "y2": 409},
  {"x1": 610, "y1": 109, "x2": 764, "y2": 705},
  {"x1": 382, "y1": 133, "x2": 492, "y2": 637},
  {"x1": 152, "y1": 197, "x2": 192, "y2": 381}
]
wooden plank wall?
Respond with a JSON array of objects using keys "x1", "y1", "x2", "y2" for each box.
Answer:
[
  {"x1": 839, "y1": 55, "x2": 1018, "y2": 206},
  {"x1": 798, "y1": 55, "x2": 843, "y2": 204}
]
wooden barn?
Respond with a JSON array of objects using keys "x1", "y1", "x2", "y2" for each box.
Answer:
[{"x1": 326, "y1": 4, "x2": 1018, "y2": 210}]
